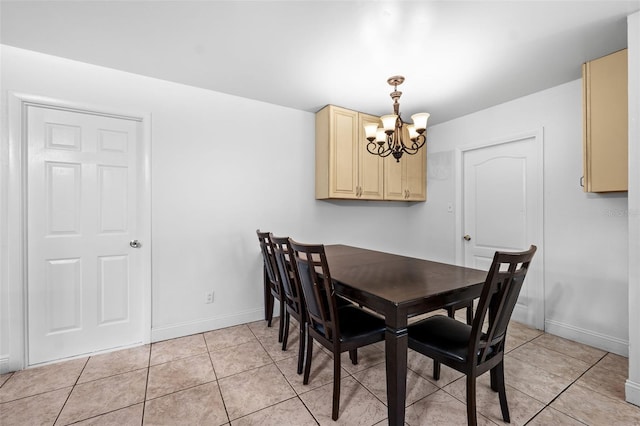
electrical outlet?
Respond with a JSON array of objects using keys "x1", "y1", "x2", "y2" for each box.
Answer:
[{"x1": 205, "y1": 291, "x2": 214, "y2": 304}]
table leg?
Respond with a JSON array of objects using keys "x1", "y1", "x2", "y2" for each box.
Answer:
[{"x1": 385, "y1": 325, "x2": 408, "y2": 426}]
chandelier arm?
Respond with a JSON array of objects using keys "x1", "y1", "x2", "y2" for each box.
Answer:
[
  {"x1": 391, "y1": 134, "x2": 426, "y2": 158},
  {"x1": 367, "y1": 141, "x2": 394, "y2": 158},
  {"x1": 407, "y1": 133, "x2": 426, "y2": 151},
  {"x1": 386, "y1": 134, "x2": 394, "y2": 152}
]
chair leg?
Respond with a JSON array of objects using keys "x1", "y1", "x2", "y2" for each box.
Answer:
[
  {"x1": 332, "y1": 350, "x2": 341, "y2": 420},
  {"x1": 446, "y1": 306, "x2": 455, "y2": 318},
  {"x1": 433, "y1": 361, "x2": 441, "y2": 380},
  {"x1": 490, "y1": 367, "x2": 498, "y2": 391},
  {"x1": 466, "y1": 375, "x2": 478, "y2": 426},
  {"x1": 465, "y1": 305, "x2": 473, "y2": 325},
  {"x1": 349, "y1": 349, "x2": 358, "y2": 365},
  {"x1": 282, "y1": 310, "x2": 290, "y2": 351},
  {"x1": 265, "y1": 276, "x2": 274, "y2": 327},
  {"x1": 277, "y1": 298, "x2": 285, "y2": 343},
  {"x1": 297, "y1": 320, "x2": 305, "y2": 375},
  {"x1": 495, "y1": 362, "x2": 510, "y2": 422},
  {"x1": 303, "y1": 326, "x2": 313, "y2": 385}
]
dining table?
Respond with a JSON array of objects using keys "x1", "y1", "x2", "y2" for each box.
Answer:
[{"x1": 324, "y1": 244, "x2": 488, "y2": 426}]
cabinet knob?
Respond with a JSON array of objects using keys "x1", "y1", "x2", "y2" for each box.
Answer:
[{"x1": 463, "y1": 235, "x2": 471, "y2": 241}]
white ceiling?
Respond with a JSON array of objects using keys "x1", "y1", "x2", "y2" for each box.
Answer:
[{"x1": 2, "y1": 0, "x2": 639, "y2": 124}]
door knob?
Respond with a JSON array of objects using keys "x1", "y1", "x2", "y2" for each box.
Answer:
[
  {"x1": 463, "y1": 235, "x2": 471, "y2": 241},
  {"x1": 129, "y1": 240, "x2": 142, "y2": 248}
]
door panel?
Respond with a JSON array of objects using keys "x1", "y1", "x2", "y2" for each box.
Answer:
[
  {"x1": 46, "y1": 161, "x2": 81, "y2": 235},
  {"x1": 332, "y1": 109, "x2": 358, "y2": 197},
  {"x1": 98, "y1": 165, "x2": 128, "y2": 232},
  {"x1": 28, "y1": 105, "x2": 143, "y2": 364},
  {"x1": 358, "y1": 113, "x2": 384, "y2": 199},
  {"x1": 463, "y1": 136, "x2": 542, "y2": 327},
  {"x1": 473, "y1": 157, "x2": 527, "y2": 250},
  {"x1": 46, "y1": 258, "x2": 82, "y2": 333},
  {"x1": 98, "y1": 255, "x2": 130, "y2": 325}
]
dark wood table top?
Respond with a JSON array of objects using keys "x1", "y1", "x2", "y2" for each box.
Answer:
[
  {"x1": 325, "y1": 244, "x2": 487, "y2": 316},
  {"x1": 324, "y1": 244, "x2": 488, "y2": 302}
]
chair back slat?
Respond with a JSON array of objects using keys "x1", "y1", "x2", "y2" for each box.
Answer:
[
  {"x1": 256, "y1": 230, "x2": 280, "y2": 290},
  {"x1": 470, "y1": 246, "x2": 537, "y2": 364},
  {"x1": 289, "y1": 239, "x2": 339, "y2": 341},
  {"x1": 271, "y1": 235, "x2": 305, "y2": 316}
]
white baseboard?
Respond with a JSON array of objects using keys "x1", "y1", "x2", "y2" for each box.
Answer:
[
  {"x1": 545, "y1": 318, "x2": 628, "y2": 356},
  {"x1": 512, "y1": 304, "x2": 542, "y2": 330},
  {"x1": 151, "y1": 308, "x2": 268, "y2": 343},
  {"x1": 626, "y1": 379, "x2": 640, "y2": 406},
  {"x1": 0, "y1": 354, "x2": 10, "y2": 374}
]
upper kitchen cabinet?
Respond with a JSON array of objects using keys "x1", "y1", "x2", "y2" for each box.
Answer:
[
  {"x1": 315, "y1": 105, "x2": 384, "y2": 200},
  {"x1": 582, "y1": 49, "x2": 628, "y2": 193}
]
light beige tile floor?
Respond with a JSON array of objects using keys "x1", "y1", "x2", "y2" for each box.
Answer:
[{"x1": 1, "y1": 313, "x2": 639, "y2": 425}]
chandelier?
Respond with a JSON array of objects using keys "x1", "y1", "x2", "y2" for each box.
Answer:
[{"x1": 364, "y1": 76, "x2": 430, "y2": 162}]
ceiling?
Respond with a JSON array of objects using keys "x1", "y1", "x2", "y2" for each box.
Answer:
[{"x1": 1, "y1": 0, "x2": 639, "y2": 125}]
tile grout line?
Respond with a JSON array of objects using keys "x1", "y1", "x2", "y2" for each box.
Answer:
[
  {"x1": 519, "y1": 332, "x2": 609, "y2": 424},
  {"x1": 228, "y1": 321, "x2": 309, "y2": 424},
  {"x1": 54, "y1": 347, "x2": 152, "y2": 425},
  {"x1": 139, "y1": 344, "x2": 152, "y2": 426},
  {"x1": 203, "y1": 333, "x2": 232, "y2": 425},
  {"x1": 52, "y1": 356, "x2": 90, "y2": 425}
]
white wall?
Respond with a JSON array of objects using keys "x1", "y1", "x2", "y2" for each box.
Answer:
[
  {"x1": 0, "y1": 45, "x2": 417, "y2": 371},
  {"x1": 0, "y1": 43, "x2": 631, "y2": 371},
  {"x1": 626, "y1": 10, "x2": 640, "y2": 406},
  {"x1": 415, "y1": 80, "x2": 629, "y2": 355}
]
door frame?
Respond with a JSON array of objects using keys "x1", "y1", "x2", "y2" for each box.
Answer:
[
  {"x1": 4, "y1": 92, "x2": 152, "y2": 371},
  {"x1": 454, "y1": 129, "x2": 545, "y2": 330}
]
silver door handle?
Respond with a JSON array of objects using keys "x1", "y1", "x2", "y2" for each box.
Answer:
[
  {"x1": 463, "y1": 235, "x2": 471, "y2": 241},
  {"x1": 130, "y1": 240, "x2": 142, "y2": 248}
]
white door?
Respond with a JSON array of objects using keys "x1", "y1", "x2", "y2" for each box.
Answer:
[
  {"x1": 462, "y1": 135, "x2": 543, "y2": 328},
  {"x1": 27, "y1": 105, "x2": 145, "y2": 365}
]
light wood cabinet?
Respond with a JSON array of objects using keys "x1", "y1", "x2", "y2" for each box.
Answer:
[
  {"x1": 582, "y1": 48, "x2": 628, "y2": 192},
  {"x1": 383, "y1": 126, "x2": 427, "y2": 201},
  {"x1": 315, "y1": 105, "x2": 383, "y2": 200},
  {"x1": 316, "y1": 105, "x2": 426, "y2": 201}
]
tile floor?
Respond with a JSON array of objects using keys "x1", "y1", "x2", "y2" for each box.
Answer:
[{"x1": 1, "y1": 312, "x2": 639, "y2": 425}]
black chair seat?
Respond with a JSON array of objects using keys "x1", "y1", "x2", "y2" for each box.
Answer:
[
  {"x1": 409, "y1": 315, "x2": 472, "y2": 362},
  {"x1": 409, "y1": 315, "x2": 495, "y2": 363},
  {"x1": 338, "y1": 306, "x2": 385, "y2": 342},
  {"x1": 311, "y1": 305, "x2": 385, "y2": 342}
]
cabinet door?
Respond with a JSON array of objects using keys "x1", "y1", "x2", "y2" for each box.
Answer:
[
  {"x1": 583, "y1": 49, "x2": 628, "y2": 192},
  {"x1": 383, "y1": 155, "x2": 406, "y2": 200},
  {"x1": 383, "y1": 126, "x2": 427, "y2": 201},
  {"x1": 329, "y1": 107, "x2": 359, "y2": 199},
  {"x1": 405, "y1": 145, "x2": 426, "y2": 201},
  {"x1": 358, "y1": 113, "x2": 384, "y2": 200}
]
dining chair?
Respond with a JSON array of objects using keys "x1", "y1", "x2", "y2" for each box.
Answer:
[
  {"x1": 289, "y1": 238, "x2": 386, "y2": 421},
  {"x1": 408, "y1": 245, "x2": 537, "y2": 425},
  {"x1": 256, "y1": 229, "x2": 285, "y2": 343},
  {"x1": 270, "y1": 234, "x2": 307, "y2": 374}
]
